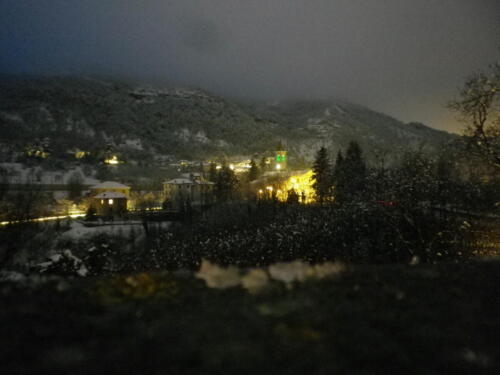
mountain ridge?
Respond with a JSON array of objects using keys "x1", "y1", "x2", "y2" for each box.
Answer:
[{"x1": 0, "y1": 76, "x2": 456, "y2": 166}]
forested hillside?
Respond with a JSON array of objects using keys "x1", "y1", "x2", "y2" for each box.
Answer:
[{"x1": 0, "y1": 76, "x2": 455, "y2": 165}]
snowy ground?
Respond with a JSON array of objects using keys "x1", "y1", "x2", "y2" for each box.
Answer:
[{"x1": 61, "y1": 220, "x2": 171, "y2": 240}]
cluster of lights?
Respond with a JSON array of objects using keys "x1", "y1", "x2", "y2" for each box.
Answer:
[
  {"x1": 129, "y1": 206, "x2": 163, "y2": 212},
  {"x1": 0, "y1": 211, "x2": 86, "y2": 226},
  {"x1": 68, "y1": 205, "x2": 83, "y2": 216},
  {"x1": 256, "y1": 170, "x2": 315, "y2": 203},
  {"x1": 212, "y1": 162, "x2": 252, "y2": 173},
  {"x1": 104, "y1": 155, "x2": 121, "y2": 165},
  {"x1": 26, "y1": 150, "x2": 49, "y2": 158},
  {"x1": 257, "y1": 186, "x2": 274, "y2": 198},
  {"x1": 257, "y1": 186, "x2": 283, "y2": 198},
  {"x1": 281, "y1": 170, "x2": 315, "y2": 203}
]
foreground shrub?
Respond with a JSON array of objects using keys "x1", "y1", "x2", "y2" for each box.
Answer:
[{"x1": 144, "y1": 203, "x2": 477, "y2": 270}]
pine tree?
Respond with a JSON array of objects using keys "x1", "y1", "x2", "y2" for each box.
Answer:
[
  {"x1": 333, "y1": 141, "x2": 367, "y2": 203},
  {"x1": 345, "y1": 141, "x2": 366, "y2": 178},
  {"x1": 333, "y1": 150, "x2": 344, "y2": 176},
  {"x1": 312, "y1": 147, "x2": 332, "y2": 204},
  {"x1": 346, "y1": 141, "x2": 366, "y2": 197},
  {"x1": 332, "y1": 150, "x2": 345, "y2": 203}
]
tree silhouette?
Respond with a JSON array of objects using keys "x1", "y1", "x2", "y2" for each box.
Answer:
[
  {"x1": 312, "y1": 147, "x2": 332, "y2": 204},
  {"x1": 449, "y1": 62, "x2": 500, "y2": 170},
  {"x1": 333, "y1": 141, "x2": 366, "y2": 203},
  {"x1": 214, "y1": 163, "x2": 239, "y2": 202},
  {"x1": 247, "y1": 159, "x2": 259, "y2": 182}
]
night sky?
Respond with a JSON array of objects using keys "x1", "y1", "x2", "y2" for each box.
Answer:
[{"x1": 1, "y1": 0, "x2": 499, "y2": 132}]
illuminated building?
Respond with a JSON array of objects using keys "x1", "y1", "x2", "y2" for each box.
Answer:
[
  {"x1": 253, "y1": 168, "x2": 315, "y2": 203},
  {"x1": 274, "y1": 141, "x2": 287, "y2": 171},
  {"x1": 90, "y1": 181, "x2": 130, "y2": 216},
  {"x1": 164, "y1": 173, "x2": 215, "y2": 210}
]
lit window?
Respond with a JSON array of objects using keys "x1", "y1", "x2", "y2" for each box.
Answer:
[
  {"x1": 109, "y1": 199, "x2": 114, "y2": 205},
  {"x1": 101, "y1": 199, "x2": 104, "y2": 204}
]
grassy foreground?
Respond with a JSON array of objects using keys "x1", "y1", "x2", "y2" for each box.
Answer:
[{"x1": 1, "y1": 260, "x2": 499, "y2": 375}]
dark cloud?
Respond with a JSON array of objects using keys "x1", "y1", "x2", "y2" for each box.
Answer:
[
  {"x1": 1, "y1": 0, "x2": 499, "y2": 132},
  {"x1": 181, "y1": 18, "x2": 223, "y2": 54}
]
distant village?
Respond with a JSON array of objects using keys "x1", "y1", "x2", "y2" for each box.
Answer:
[{"x1": 0, "y1": 142, "x2": 314, "y2": 223}]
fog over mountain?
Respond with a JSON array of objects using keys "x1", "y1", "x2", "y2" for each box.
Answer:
[{"x1": 1, "y1": 0, "x2": 499, "y2": 133}]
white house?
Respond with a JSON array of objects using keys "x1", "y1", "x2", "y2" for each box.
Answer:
[{"x1": 163, "y1": 173, "x2": 214, "y2": 210}]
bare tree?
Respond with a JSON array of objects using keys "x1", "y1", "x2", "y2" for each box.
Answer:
[{"x1": 449, "y1": 62, "x2": 500, "y2": 169}]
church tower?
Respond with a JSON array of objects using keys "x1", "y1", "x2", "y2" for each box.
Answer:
[{"x1": 274, "y1": 141, "x2": 287, "y2": 171}]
